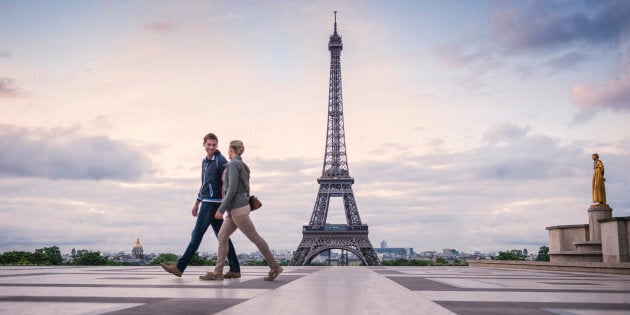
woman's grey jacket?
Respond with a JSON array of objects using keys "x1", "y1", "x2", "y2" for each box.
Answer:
[{"x1": 217, "y1": 155, "x2": 250, "y2": 214}]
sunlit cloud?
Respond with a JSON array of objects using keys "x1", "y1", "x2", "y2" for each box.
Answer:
[
  {"x1": 571, "y1": 74, "x2": 630, "y2": 112},
  {"x1": 143, "y1": 20, "x2": 174, "y2": 33},
  {"x1": 0, "y1": 77, "x2": 21, "y2": 97},
  {"x1": 0, "y1": 124, "x2": 155, "y2": 180}
]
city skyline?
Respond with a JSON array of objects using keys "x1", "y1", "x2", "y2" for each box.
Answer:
[
  {"x1": 58, "y1": 238, "x2": 500, "y2": 259},
  {"x1": 1, "y1": 1, "x2": 629, "y2": 256}
]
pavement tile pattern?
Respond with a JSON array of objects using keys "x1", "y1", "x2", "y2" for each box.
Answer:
[{"x1": 0, "y1": 266, "x2": 629, "y2": 314}]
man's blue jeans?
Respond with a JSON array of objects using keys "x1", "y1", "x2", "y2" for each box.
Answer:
[{"x1": 177, "y1": 202, "x2": 240, "y2": 272}]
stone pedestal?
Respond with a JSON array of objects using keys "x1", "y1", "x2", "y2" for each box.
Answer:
[
  {"x1": 545, "y1": 204, "x2": 629, "y2": 264},
  {"x1": 589, "y1": 204, "x2": 613, "y2": 243},
  {"x1": 547, "y1": 224, "x2": 589, "y2": 252},
  {"x1": 600, "y1": 217, "x2": 630, "y2": 263},
  {"x1": 546, "y1": 224, "x2": 601, "y2": 263}
]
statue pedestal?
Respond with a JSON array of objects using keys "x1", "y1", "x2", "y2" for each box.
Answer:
[
  {"x1": 589, "y1": 204, "x2": 613, "y2": 243},
  {"x1": 600, "y1": 217, "x2": 630, "y2": 263},
  {"x1": 546, "y1": 204, "x2": 614, "y2": 263}
]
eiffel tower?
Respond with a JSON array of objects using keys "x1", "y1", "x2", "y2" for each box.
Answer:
[{"x1": 290, "y1": 12, "x2": 379, "y2": 266}]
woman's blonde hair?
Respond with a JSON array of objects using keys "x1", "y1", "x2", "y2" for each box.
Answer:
[{"x1": 229, "y1": 140, "x2": 245, "y2": 155}]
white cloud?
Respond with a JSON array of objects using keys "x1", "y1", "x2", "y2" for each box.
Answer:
[
  {"x1": 0, "y1": 122, "x2": 628, "y2": 255},
  {"x1": 570, "y1": 45, "x2": 630, "y2": 120},
  {"x1": 0, "y1": 124, "x2": 154, "y2": 180},
  {"x1": 0, "y1": 77, "x2": 21, "y2": 97},
  {"x1": 142, "y1": 20, "x2": 175, "y2": 33},
  {"x1": 571, "y1": 74, "x2": 630, "y2": 112}
]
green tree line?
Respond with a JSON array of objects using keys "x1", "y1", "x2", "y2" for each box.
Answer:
[
  {"x1": 0, "y1": 247, "x2": 215, "y2": 266},
  {"x1": 2, "y1": 246, "x2": 551, "y2": 266},
  {"x1": 0, "y1": 246, "x2": 63, "y2": 265},
  {"x1": 495, "y1": 246, "x2": 550, "y2": 261}
]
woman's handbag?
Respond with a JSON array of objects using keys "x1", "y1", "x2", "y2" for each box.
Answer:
[{"x1": 249, "y1": 195, "x2": 262, "y2": 211}]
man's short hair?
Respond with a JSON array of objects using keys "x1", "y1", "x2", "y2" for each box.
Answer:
[{"x1": 204, "y1": 133, "x2": 218, "y2": 143}]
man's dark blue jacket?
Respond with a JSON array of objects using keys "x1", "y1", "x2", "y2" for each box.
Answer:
[{"x1": 197, "y1": 150, "x2": 228, "y2": 203}]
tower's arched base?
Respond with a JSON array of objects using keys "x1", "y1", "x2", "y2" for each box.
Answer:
[{"x1": 290, "y1": 225, "x2": 380, "y2": 266}]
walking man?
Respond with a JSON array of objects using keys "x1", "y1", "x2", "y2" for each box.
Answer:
[{"x1": 161, "y1": 133, "x2": 241, "y2": 279}]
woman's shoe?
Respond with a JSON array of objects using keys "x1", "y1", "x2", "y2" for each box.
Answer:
[
  {"x1": 264, "y1": 266, "x2": 283, "y2": 281},
  {"x1": 199, "y1": 272, "x2": 224, "y2": 280}
]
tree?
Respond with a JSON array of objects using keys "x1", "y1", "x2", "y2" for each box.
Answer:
[
  {"x1": 73, "y1": 251, "x2": 107, "y2": 265},
  {"x1": 0, "y1": 251, "x2": 33, "y2": 265},
  {"x1": 150, "y1": 253, "x2": 179, "y2": 266},
  {"x1": 42, "y1": 246, "x2": 63, "y2": 265},
  {"x1": 434, "y1": 257, "x2": 448, "y2": 265},
  {"x1": 536, "y1": 246, "x2": 550, "y2": 261},
  {"x1": 381, "y1": 259, "x2": 407, "y2": 266},
  {"x1": 189, "y1": 252, "x2": 214, "y2": 266},
  {"x1": 31, "y1": 249, "x2": 50, "y2": 265},
  {"x1": 496, "y1": 249, "x2": 526, "y2": 261}
]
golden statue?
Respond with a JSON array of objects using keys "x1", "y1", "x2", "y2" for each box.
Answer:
[{"x1": 592, "y1": 153, "x2": 606, "y2": 204}]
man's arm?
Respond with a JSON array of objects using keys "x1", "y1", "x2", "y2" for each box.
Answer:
[
  {"x1": 193, "y1": 160, "x2": 204, "y2": 217},
  {"x1": 196, "y1": 159, "x2": 204, "y2": 201},
  {"x1": 192, "y1": 199, "x2": 201, "y2": 217}
]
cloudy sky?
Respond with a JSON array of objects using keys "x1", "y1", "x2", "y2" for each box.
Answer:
[{"x1": 1, "y1": 0, "x2": 629, "y2": 257}]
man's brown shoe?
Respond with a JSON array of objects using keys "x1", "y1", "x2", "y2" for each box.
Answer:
[
  {"x1": 199, "y1": 272, "x2": 224, "y2": 280},
  {"x1": 264, "y1": 266, "x2": 283, "y2": 281},
  {"x1": 223, "y1": 271, "x2": 241, "y2": 279},
  {"x1": 160, "y1": 263, "x2": 182, "y2": 277}
]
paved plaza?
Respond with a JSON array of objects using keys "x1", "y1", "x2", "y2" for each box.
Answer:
[{"x1": 1, "y1": 265, "x2": 629, "y2": 314}]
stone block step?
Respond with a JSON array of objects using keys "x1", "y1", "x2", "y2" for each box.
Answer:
[
  {"x1": 549, "y1": 251, "x2": 603, "y2": 263},
  {"x1": 574, "y1": 242, "x2": 603, "y2": 252}
]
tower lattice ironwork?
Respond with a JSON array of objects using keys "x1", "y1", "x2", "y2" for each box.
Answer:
[{"x1": 290, "y1": 12, "x2": 379, "y2": 266}]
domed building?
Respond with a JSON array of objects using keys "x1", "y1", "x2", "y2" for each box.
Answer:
[{"x1": 132, "y1": 236, "x2": 144, "y2": 260}]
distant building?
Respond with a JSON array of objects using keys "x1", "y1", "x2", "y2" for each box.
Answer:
[
  {"x1": 380, "y1": 240, "x2": 388, "y2": 249},
  {"x1": 132, "y1": 237, "x2": 144, "y2": 260},
  {"x1": 418, "y1": 251, "x2": 437, "y2": 259},
  {"x1": 523, "y1": 248, "x2": 528, "y2": 256},
  {"x1": 375, "y1": 247, "x2": 414, "y2": 259},
  {"x1": 442, "y1": 248, "x2": 459, "y2": 258}
]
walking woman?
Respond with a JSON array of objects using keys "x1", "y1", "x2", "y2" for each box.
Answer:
[{"x1": 203, "y1": 140, "x2": 283, "y2": 281}]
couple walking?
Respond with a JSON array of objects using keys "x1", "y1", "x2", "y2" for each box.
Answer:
[{"x1": 160, "y1": 133, "x2": 283, "y2": 281}]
